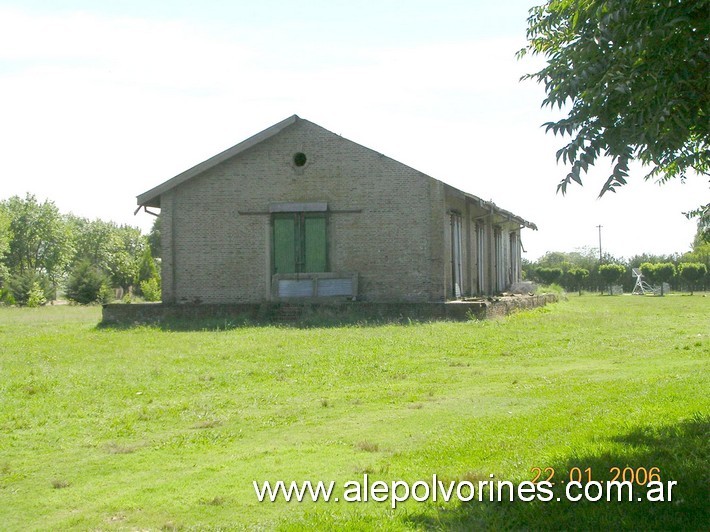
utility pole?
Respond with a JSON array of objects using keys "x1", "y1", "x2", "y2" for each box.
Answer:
[{"x1": 596, "y1": 225, "x2": 603, "y2": 263}]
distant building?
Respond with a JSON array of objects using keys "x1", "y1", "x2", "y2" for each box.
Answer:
[{"x1": 137, "y1": 115, "x2": 536, "y2": 303}]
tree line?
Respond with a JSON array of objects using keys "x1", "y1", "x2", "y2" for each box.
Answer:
[
  {"x1": 0, "y1": 194, "x2": 160, "y2": 306},
  {"x1": 1, "y1": 193, "x2": 707, "y2": 305},
  {"x1": 523, "y1": 226, "x2": 709, "y2": 295}
]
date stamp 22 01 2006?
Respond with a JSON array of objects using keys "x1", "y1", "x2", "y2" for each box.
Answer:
[{"x1": 529, "y1": 466, "x2": 677, "y2": 502}]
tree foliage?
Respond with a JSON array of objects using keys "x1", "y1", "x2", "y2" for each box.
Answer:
[
  {"x1": 693, "y1": 215, "x2": 710, "y2": 245},
  {"x1": 654, "y1": 263, "x2": 676, "y2": 284},
  {"x1": 137, "y1": 247, "x2": 158, "y2": 285},
  {"x1": 0, "y1": 204, "x2": 10, "y2": 287},
  {"x1": 567, "y1": 267, "x2": 589, "y2": 295},
  {"x1": 520, "y1": 0, "x2": 709, "y2": 219},
  {"x1": 536, "y1": 267, "x2": 563, "y2": 285},
  {"x1": 26, "y1": 281, "x2": 47, "y2": 307},
  {"x1": 654, "y1": 262, "x2": 676, "y2": 295},
  {"x1": 681, "y1": 228, "x2": 710, "y2": 282},
  {"x1": 140, "y1": 277, "x2": 161, "y2": 302},
  {"x1": 640, "y1": 261, "x2": 676, "y2": 294},
  {"x1": 135, "y1": 247, "x2": 160, "y2": 298},
  {"x1": 148, "y1": 216, "x2": 161, "y2": 259},
  {"x1": 0, "y1": 194, "x2": 151, "y2": 304},
  {"x1": 678, "y1": 262, "x2": 707, "y2": 294},
  {"x1": 2, "y1": 194, "x2": 73, "y2": 287},
  {"x1": 65, "y1": 260, "x2": 109, "y2": 304},
  {"x1": 598, "y1": 263, "x2": 626, "y2": 294},
  {"x1": 99, "y1": 225, "x2": 145, "y2": 292},
  {"x1": 7, "y1": 270, "x2": 52, "y2": 306},
  {"x1": 639, "y1": 262, "x2": 657, "y2": 284},
  {"x1": 68, "y1": 217, "x2": 146, "y2": 292},
  {"x1": 69, "y1": 217, "x2": 117, "y2": 270},
  {"x1": 0, "y1": 203, "x2": 9, "y2": 259}
]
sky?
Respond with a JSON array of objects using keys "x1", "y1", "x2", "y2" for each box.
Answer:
[{"x1": 0, "y1": 0, "x2": 707, "y2": 260}]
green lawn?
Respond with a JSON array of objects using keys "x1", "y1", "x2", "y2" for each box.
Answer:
[{"x1": 0, "y1": 295, "x2": 707, "y2": 530}]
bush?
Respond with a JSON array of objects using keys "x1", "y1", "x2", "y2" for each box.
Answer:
[
  {"x1": 8, "y1": 271, "x2": 52, "y2": 306},
  {"x1": 0, "y1": 287, "x2": 15, "y2": 306},
  {"x1": 65, "y1": 261, "x2": 109, "y2": 304},
  {"x1": 140, "y1": 277, "x2": 161, "y2": 302},
  {"x1": 135, "y1": 248, "x2": 158, "y2": 292}
]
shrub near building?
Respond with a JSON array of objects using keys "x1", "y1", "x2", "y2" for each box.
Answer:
[{"x1": 135, "y1": 248, "x2": 160, "y2": 301}]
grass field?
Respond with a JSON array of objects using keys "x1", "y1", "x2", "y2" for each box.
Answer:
[{"x1": 0, "y1": 295, "x2": 707, "y2": 530}]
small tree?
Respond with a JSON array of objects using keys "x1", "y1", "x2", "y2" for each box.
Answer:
[
  {"x1": 26, "y1": 281, "x2": 47, "y2": 308},
  {"x1": 66, "y1": 260, "x2": 108, "y2": 304},
  {"x1": 598, "y1": 264, "x2": 626, "y2": 295},
  {"x1": 536, "y1": 267, "x2": 563, "y2": 286},
  {"x1": 568, "y1": 267, "x2": 589, "y2": 296},
  {"x1": 678, "y1": 263, "x2": 707, "y2": 295},
  {"x1": 654, "y1": 263, "x2": 676, "y2": 296}
]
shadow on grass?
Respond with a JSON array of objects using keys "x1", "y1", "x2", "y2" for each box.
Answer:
[{"x1": 404, "y1": 414, "x2": 709, "y2": 530}]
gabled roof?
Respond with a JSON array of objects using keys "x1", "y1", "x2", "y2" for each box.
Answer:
[
  {"x1": 137, "y1": 114, "x2": 300, "y2": 208},
  {"x1": 136, "y1": 114, "x2": 536, "y2": 230}
]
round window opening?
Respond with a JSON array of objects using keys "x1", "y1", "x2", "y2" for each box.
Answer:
[{"x1": 293, "y1": 152, "x2": 307, "y2": 167}]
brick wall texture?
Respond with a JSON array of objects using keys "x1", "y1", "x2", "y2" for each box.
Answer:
[{"x1": 154, "y1": 118, "x2": 529, "y2": 304}]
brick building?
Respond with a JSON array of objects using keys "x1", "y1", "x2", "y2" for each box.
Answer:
[{"x1": 137, "y1": 115, "x2": 536, "y2": 304}]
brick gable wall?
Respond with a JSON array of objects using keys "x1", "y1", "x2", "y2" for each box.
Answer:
[{"x1": 160, "y1": 119, "x2": 445, "y2": 303}]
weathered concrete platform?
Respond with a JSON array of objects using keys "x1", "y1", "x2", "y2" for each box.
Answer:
[{"x1": 101, "y1": 294, "x2": 558, "y2": 326}]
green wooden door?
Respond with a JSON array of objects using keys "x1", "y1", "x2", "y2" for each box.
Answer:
[
  {"x1": 273, "y1": 215, "x2": 296, "y2": 274},
  {"x1": 304, "y1": 216, "x2": 326, "y2": 272},
  {"x1": 273, "y1": 213, "x2": 326, "y2": 274}
]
